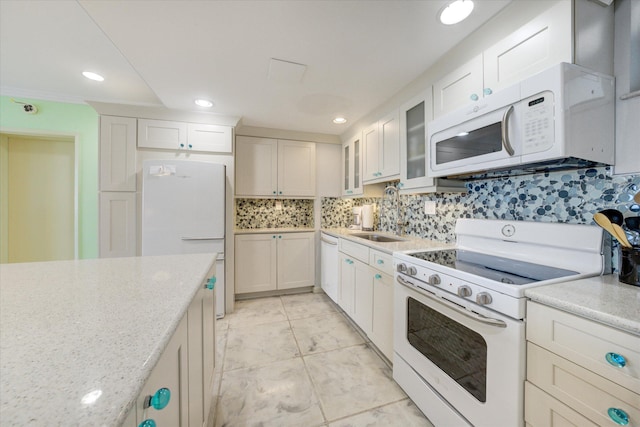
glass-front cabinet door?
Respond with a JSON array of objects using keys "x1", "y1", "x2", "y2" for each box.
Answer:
[
  {"x1": 342, "y1": 133, "x2": 363, "y2": 196},
  {"x1": 399, "y1": 88, "x2": 436, "y2": 191}
]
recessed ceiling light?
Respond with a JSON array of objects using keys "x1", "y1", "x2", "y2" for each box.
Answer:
[
  {"x1": 333, "y1": 117, "x2": 347, "y2": 124},
  {"x1": 82, "y1": 71, "x2": 104, "y2": 82},
  {"x1": 439, "y1": 0, "x2": 474, "y2": 25},
  {"x1": 195, "y1": 99, "x2": 214, "y2": 108}
]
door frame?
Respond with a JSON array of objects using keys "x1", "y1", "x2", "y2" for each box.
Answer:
[{"x1": 0, "y1": 127, "x2": 79, "y2": 260}]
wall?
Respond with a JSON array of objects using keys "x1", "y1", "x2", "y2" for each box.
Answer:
[
  {"x1": 322, "y1": 166, "x2": 640, "y2": 270},
  {"x1": 235, "y1": 199, "x2": 314, "y2": 229},
  {"x1": 0, "y1": 96, "x2": 99, "y2": 259}
]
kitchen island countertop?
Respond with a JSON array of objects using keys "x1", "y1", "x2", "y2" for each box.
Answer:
[
  {"x1": 0, "y1": 253, "x2": 216, "y2": 426},
  {"x1": 525, "y1": 275, "x2": 640, "y2": 335}
]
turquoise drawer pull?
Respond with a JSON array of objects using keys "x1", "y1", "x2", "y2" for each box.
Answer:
[
  {"x1": 483, "y1": 87, "x2": 493, "y2": 96},
  {"x1": 398, "y1": 182, "x2": 404, "y2": 188},
  {"x1": 374, "y1": 273, "x2": 382, "y2": 280},
  {"x1": 608, "y1": 408, "x2": 629, "y2": 425},
  {"x1": 205, "y1": 276, "x2": 216, "y2": 290},
  {"x1": 345, "y1": 259, "x2": 354, "y2": 265},
  {"x1": 470, "y1": 93, "x2": 479, "y2": 101},
  {"x1": 377, "y1": 259, "x2": 384, "y2": 265},
  {"x1": 139, "y1": 420, "x2": 156, "y2": 427},
  {"x1": 606, "y1": 352, "x2": 626, "y2": 368},
  {"x1": 144, "y1": 387, "x2": 171, "y2": 410}
]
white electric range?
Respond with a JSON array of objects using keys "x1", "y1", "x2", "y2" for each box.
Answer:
[{"x1": 393, "y1": 219, "x2": 607, "y2": 427}]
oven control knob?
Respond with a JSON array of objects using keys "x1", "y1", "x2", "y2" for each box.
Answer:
[
  {"x1": 397, "y1": 263, "x2": 407, "y2": 273},
  {"x1": 458, "y1": 286, "x2": 472, "y2": 297},
  {"x1": 407, "y1": 266, "x2": 417, "y2": 276},
  {"x1": 476, "y1": 292, "x2": 492, "y2": 305},
  {"x1": 428, "y1": 274, "x2": 441, "y2": 285}
]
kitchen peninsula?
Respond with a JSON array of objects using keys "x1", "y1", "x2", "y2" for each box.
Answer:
[{"x1": 0, "y1": 253, "x2": 217, "y2": 426}]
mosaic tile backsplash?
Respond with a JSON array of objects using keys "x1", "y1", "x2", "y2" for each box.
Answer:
[{"x1": 235, "y1": 199, "x2": 314, "y2": 229}]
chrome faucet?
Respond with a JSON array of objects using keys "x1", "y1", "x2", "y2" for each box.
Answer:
[{"x1": 381, "y1": 185, "x2": 404, "y2": 236}]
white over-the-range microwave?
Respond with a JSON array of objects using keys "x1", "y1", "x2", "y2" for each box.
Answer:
[{"x1": 427, "y1": 62, "x2": 615, "y2": 179}]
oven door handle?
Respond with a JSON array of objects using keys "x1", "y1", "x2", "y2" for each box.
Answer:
[{"x1": 396, "y1": 276, "x2": 507, "y2": 328}]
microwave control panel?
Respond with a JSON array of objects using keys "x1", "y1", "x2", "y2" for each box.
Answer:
[{"x1": 522, "y1": 90, "x2": 554, "y2": 154}]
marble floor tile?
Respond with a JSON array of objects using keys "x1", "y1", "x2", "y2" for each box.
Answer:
[
  {"x1": 290, "y1": 312, "x2": 364, "y2": 355},
  {"x1": 281, "y1": 292, "x2": 337, "y2": 320},
  {"x1": 224, "y1": 320, "x2": 300, "y2": 371},
  {"x1": 328, "y1": 399, "x2": 433, "y2": 427},
  {"x1": 226, "y1": 296, "x2": 287, "y2": 327},
  {"x1": 304, "y1": 344, "x2": 406, "y2": 421},
  {"x1": 215, "y1": 358, "x2": 325, "y2": 427}
]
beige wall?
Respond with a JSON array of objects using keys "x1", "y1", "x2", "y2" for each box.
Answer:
[
  {"x1": 0, "y1": 135, "x2": 8, "y2": 263},
  {"x1": 3, "y1": 134, "x2": 75, "y2": 263}
]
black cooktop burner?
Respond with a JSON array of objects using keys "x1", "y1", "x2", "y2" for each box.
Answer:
[{"x1": 408, "y1": 249, "x2": 579, "y2": 285}]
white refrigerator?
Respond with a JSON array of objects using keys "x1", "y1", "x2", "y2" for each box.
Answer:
[{"x1": 142, "y1": 159, "x2": 226, "y2": 318}]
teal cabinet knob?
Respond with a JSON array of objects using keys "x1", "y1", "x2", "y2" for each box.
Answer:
[
  {"x1": 605, "y1": 352, "x2": 627, "y2": 368},
  {"x1": 188, "y1": 144, "x2": 193, "y2": 149},
  {"x1": 272, "y1": 235, "x2": 276, "y2": 238},
  {"x1": 374, "y1": 273, "x2": 382, "y2": 279},
  {"x1": 278, "y1": 235, "x2": 282, "y2": 239},
  {"x1": 608, "y1": 408, "x2": 629, "y2": 425},
  {"x1": 273, "y1": 191, "x2": 277, "y2": 194},
  {"x1": 345, "y1": 259, "x2": 354, "y2": 265},
  {"x1": 470, "y1": 93, "x2": 479, "y2": 101},
  {"x1": 205, "y1": 276, "x2": 216, "y2": 290},
  {"x1": 179, "y1": 143, "x2": 185, "y2": 148},
  {"x1": 279, "y1": 191, "x2": 283, "y2": 194},
  {"x1": 144, "y1": 387, "x2": 170, "y2": 410},
  {"x1": 377, "y1": 259, "x2": 384, "y2": 265},
  {"x1": 398, "y1": 182, "x2": 404, "y2": 188},
  {"x1": 483, "y1": 87, "x2": 493, "y2": 96},
  {"x1": 139, "y1": 420, "x2": 156, "y2": 427}
]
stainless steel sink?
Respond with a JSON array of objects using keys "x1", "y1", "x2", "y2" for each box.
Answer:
[{"x1": 351, "y1": 233, "x2": 407, "y2": 243}]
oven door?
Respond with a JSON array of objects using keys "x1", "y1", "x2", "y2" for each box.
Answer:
[
  {"x1": 394, "y1": 275, "x2": 525, "y2": 427},
  {"x1": 428, "y1": 85, "x2": 522, "y2": 178}
]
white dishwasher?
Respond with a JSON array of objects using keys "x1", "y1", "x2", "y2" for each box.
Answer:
[{"x1": 320, "y1": 233, "x2": 339, "y2": 303}]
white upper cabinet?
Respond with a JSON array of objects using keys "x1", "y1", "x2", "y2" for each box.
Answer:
[
  {"x1": 138, "y1": 119, "x2": 232, "y2": 153},
  {"x1": 277, "y1": 139, "x2": 316, "y2": 197},
  {"x1": 433, "y1": 55, "x2": 484, "y2": 118},
  {"x1": 235, "y1": 136, "x2": 316, "y2": 197},
  {"x1": 363, "y1": 110, "x2": 400, "y2": 183},
  {"x1": 341, "y1": 133, "x2": 363, "y2": 197},
  {"x1": 399, "y1": 88, "x2": 466, "y2": 194},
  {"x1": 99, "y1": 116, "x2": 137, "y2": 192},
  {"x1": 434, "y1": 1, "x2": 577, "y2": 118}
]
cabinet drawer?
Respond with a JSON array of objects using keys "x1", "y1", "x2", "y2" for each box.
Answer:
[
  {"x1": 525, "y1": 381, "x2": 599, "y2": 427},
  {"x1": 339, "y1": 239, "x2": 369, "y2": 263},
  {"x1": 369, "y1": 249, "x2": 393, "y2": 275},
  {"x1": 528, "y1": 343, "x2": 640, "y2": 426},
  {"x1": 527, "y1": 302, "x2": 640, "y2": 392}
]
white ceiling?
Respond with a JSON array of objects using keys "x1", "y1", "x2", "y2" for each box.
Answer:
[{"x1": 0, "y1": 0, "x2": 512, "y2": 135}]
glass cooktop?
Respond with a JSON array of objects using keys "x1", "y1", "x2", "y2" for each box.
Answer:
[{"x1": 408, "y1": 249, "x2": 579, "y2": 285}]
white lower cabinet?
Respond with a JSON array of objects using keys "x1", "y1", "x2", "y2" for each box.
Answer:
[
  {"x1": 235, "y1": 232, "x2": 315, "y2": 294},
  {"x1": 127, "y1": 266, "x2": 216, "y2": 427},
  {"x1": 135, "y1": 314, "x2": 189, "y2": 427},
  {"x1": 99, "y1": 191, "x2": 137, "y2": 258},
  {"x1": 338, "y1": 240, "x2": 394, "y2": 360},
  {"x1": 525, "y1": 301, "x2": 640, "y2": 427}
]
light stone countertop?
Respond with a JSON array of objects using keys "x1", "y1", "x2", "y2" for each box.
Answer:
[
  {"x1": 321, "y1": 227, "x2": 453, "y2": 254},
  {"x1": 235, "y1": 227, "x2": 315, "y2": 234},
  {"x1": 0, "y1": 253, "x2": 216, "y2": 426},
  {"x1": 525, "y1": 275, "x2": 640, "y2": 336}
]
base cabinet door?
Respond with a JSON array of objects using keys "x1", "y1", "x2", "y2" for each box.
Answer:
[
  {"x1": 99, "y1": 191, "x2": 137, "y2": 258},
  {"x1": 235, "y1": 234, "x2": 277, "y2": 293},
  {"x1": 339, "y1": 253, "x2": 356, "y2": 316},
  {"x1": 353, "y1": 263, "x2": 373, "y2": 336},
  {"x1": 277, "y1": 232, "x2": 315, "y2": 290},
  {"x1": 136, "y1": 315, "x2": 189, "y2": 427},
  {"x1": 370, "y1": 271, "x2": 394, "y2": 360}
]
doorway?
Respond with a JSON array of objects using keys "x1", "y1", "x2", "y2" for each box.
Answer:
[{"x1": 0, "y1": 132, "x2": 76, "y2": 263}]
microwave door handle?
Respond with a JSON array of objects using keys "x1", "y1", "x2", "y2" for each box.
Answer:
[{"x1": 501, "y1": 105, "x2": 515, "y2": 156}]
